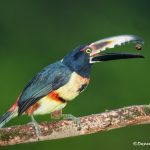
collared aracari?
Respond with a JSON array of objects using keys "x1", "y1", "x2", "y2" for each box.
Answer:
[{"x1": 0, "y1": 35, "x2": 144, "y2": 135}]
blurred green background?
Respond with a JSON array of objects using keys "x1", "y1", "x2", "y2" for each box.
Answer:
[{"x1": 0, "y1": 0, "x2": 150, "y2": 149}]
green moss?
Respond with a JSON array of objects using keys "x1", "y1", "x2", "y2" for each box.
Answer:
[
  {"x1": 0, "y1": 129, "x2": 28, "y2": 141},
  {"x1": 0, "y1": 130, "x2": 13, "y2": 141},
  {"x1": 132, "y1": 111, "x2": 141, "y2": 117},
  {"x1": 124, "y1": 114, "x2": 134, "y2": 120},
  {"x1": 124, "y1": 111, "x2": 143, "y2": 120},
  {"x1": 144, "y1": 106, "x2": 150, "y2": 115}
]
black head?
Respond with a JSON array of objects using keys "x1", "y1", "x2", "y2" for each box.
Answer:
[
  {"x1": 62, "y1": 35, "x2": 144, "y2": 77},
  {"x1": 62, "y1": 45, "x2": 92, "y2": 77}
]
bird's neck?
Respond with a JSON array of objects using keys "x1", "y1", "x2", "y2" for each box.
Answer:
[
  {"x1": 75, "y1": 64, "x2": 92, "y2": 78},
  {"x1": 62, "y1": 60, "x2": 92, "y2": 78}
]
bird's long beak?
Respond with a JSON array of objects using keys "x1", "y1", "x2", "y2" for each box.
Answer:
[{"x1": 89, "y1": 35, "x2": 144, "y2": 63}]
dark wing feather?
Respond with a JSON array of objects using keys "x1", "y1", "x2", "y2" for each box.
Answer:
[{"x1": 18, "y1": 61, "x2": 71, "y2": 115}]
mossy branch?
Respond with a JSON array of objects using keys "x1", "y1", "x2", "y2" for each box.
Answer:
[{"x1": 0, "y1": 105, "x2": 150, "y2": 146}]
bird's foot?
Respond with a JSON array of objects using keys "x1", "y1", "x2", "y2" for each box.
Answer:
[
  {"x1": 51, "y1": 111, "x2": 81, "y2": 130},
  {"x1": 61, "y1": 114, "x2": 81, "y2": 130},
  {"x1": 28, "y1": 115, "x2": 41, "y2": 139},
  {"x1": 51, "y1": 110, "x2": 62, "y2": 120}
]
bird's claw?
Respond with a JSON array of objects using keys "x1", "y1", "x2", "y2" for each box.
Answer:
[
  {"x1": 61, "y1": 114, "x2": 81, "y2": 130},
  {"x1": 29, "y1": 116, "x2": 41, "y2": 139}
]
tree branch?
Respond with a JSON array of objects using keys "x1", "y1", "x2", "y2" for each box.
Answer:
[{"x1": 0, "y1": 105, "x2": 150, "y2": 146}]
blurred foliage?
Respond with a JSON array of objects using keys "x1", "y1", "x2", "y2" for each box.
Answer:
[{"x1": 0, "y1": 0, "x2": 150, "y2": 150}]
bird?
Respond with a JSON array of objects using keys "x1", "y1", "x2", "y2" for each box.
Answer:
[{"x1": 0, "y1": 35, "x2": 144, "y2": 136}]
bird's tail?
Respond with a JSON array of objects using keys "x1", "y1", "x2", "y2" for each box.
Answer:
[{"x1": 0, "y1": 101, "x2": 18, "y2": 128}]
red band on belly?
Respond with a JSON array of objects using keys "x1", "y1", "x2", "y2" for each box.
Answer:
[
  {"x1": 48, "y1": 91, "x2": 65, "y2": 103},
  {"x1": 25, "y1": 102, "x2": 40, "y2": 116}
]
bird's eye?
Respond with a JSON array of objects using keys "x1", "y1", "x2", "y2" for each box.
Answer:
[{"x1": 85, "y1": 48, "x2": 92, "y2": 54}]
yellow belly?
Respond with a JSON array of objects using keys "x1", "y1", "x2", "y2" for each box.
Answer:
[
  {"x1": 33, "y1": 96, "x2": 67, "y2": 115},
  {"x1": 31, "y1": 72, "x2": 89, "y2": 115},
  {"x1": 56, "y1": 72, "x2": 90, "y2": 101}
]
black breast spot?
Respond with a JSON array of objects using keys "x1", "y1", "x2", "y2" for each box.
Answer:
[{"x1": 78, "y1": 84, "x2": 88, "y2": 93}]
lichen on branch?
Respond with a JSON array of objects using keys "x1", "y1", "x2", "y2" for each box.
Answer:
[{"x1": 0, "y1": 105, "x2": 150, "y2": 147}]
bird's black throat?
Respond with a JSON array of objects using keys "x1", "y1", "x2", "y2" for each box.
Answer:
[{"x1": 62, "y1": 45, "x2": 92, "y2": 78}]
